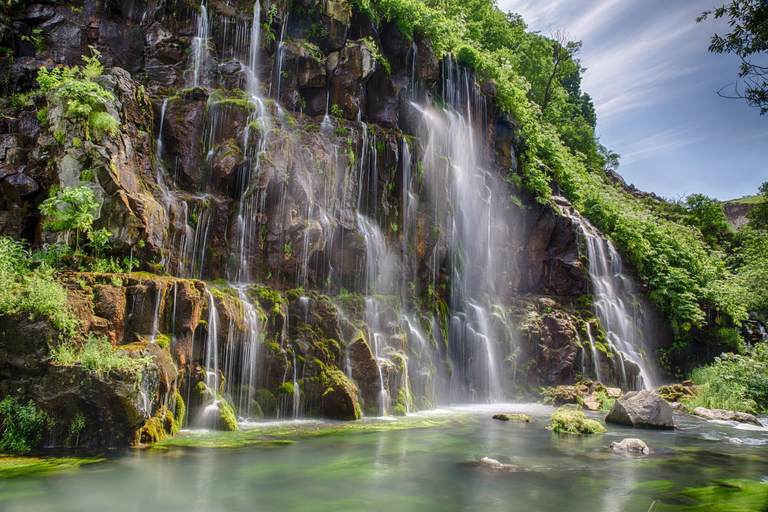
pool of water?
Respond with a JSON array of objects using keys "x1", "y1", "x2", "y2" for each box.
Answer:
[{"x1": 2, "y1": 404, "x2": 767, "y2": 511}]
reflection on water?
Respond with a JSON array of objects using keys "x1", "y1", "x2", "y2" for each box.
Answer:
[{"x1": 1, "y1": 405, "x2": 768, "y2": 511}]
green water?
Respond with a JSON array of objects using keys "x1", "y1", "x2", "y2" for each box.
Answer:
[{"x1": 1, "y1": 405, "x2": 767, "y2": 511}]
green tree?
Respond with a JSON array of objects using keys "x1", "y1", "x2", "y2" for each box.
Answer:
[
  {"x1": 39, "y1": 186, "x2": 99, "y2": 252},
  {"x1": 746, "y1": 181, "x2": 768, "y2": 229},
  {"x1": 683, "y1": 193, "x2": 731, "y2": 246},
  {"x1": 698, "y1": 0, "x2": 768, "y2": 114}
]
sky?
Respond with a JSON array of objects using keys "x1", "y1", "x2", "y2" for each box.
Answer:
[{"x1": 498, "y1": 0, "x2": 768, "y2": 201}]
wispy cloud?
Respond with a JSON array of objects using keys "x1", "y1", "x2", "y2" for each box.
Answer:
[{"x1": 618, "y1": 123, "x2": 712, "y2": 166}]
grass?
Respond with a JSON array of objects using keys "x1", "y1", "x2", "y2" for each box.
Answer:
[
  {"x1": 0, "y1": 454, "x2": 104, "y2": 478},
  {"x1": 154, "y1": 414, "x2": 471, "y2": 449},
  {"x1": 51, "y1": 336, "x2": 154, "y2": 378},
  {"x1": 548, "y1": 407, "x2": 606, "y2": 435},
  {"x1": 724, "y1": 195, "x2": 762, "y2": 205}
]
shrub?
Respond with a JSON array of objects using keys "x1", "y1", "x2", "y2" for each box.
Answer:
[
  {"x1": 683, "y1": 344, "x2": 768, "y2": 414},
  {"x1": 548, "y1": 406, "x2": 606, "y2": 434},
  {"x1": 0, "y1": 397, "x2": 50, "y2": 453},
  {"x1": 51, "y1": 335, "x2": 154, "y2": 378},
  {"x1": 37, "y1": 48, "x2": 120, "y2": 141}
]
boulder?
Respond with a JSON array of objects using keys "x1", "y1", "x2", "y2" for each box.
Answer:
[
  {"x1": 691, "y1": 407, "x2": 762, "y2": 426},
  {"x1": 610, "y1": 438, "x2": 649, "y2": 455},
  {"x1": 492, "y1": 413, "x2": 532, "y2": 422},
  {"x1": 605, "y1": 390, "x2": 675, "y2": 429},
  {"x1": 582, "y1": 392, "x2": 601, "y2": 411}
]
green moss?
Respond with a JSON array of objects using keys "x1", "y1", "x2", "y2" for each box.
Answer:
[
  {"x1": 492, "y1": 413, "x2": 533, "y2": 422},
  {"x1": 548, "y1": 407, "x2": 605, "y2": 435},
  {"x1": 250, "y1": 400, "x2": 264, "y2": 421},
  {"x1": 155, "y1": 333, "x2": 171, "y2": 349},
  {"x1": 254, "y1": 389, "x2": 277, "y2": 417},
  {"x1": 277, "y1": 382, "x2": 295, "y2": 395},
  {"x1": 173, "y1": 391, "x2": 186, "y2": 430},
  {"x1": 219, "y1": 400, "x2": 239, "y2": 432},
  {"x1": 0, "y1": 455, "x2": 104, "y2": 478},
  {"x1": 392, "y1": 404, "x2": 407, "y2": 416},
  {"x1": 669, "y1": 479, "x2": 768, "y2": 511}
]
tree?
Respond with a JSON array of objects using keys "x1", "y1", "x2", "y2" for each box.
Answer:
[
  {"x1": 541, "y1": 27, "x2": 582, "y2": 116},
  {"x1": 39, "y1": 186, "x2": 100, "y2": 252},
  {"x1": 683, "y1": 193, "x2": 730, "y2": 246},
  {"x1": 746, "y1": 181, "x2": 768, "y2": 229},
  {"x1": 698, "y1": 1, "x2": 768, "y2": 114}
]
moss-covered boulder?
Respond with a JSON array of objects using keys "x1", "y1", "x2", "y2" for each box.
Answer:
[{"x1": 548, "y1": 407, "x2": 606, "y2": 434}]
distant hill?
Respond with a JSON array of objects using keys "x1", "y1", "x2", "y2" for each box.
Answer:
[{"x1": 722, "y1": 196, "x2": 759, "y2": 228}]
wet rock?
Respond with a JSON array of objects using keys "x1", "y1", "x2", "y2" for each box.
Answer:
[
  {"x1": 473, "y1": 457, "x2": 526, "y2": 471},
  {"x1": 163, "y1": 89, "x2": 209, "y2": 190},
  {"x1": 552, "y1": 385, "x2": 583, "y2": 405},
  {"x1": 658, "y1": 383, "x2": 698, "y2": 402},
  {"x1": 670, "y1": 402, "x2": 689, "y2": 413},
  {"x1": 492, "y1": 413, "x2": 532, "y2": 422},
  {"x1": 605, "y1": 390, "x2": 675, "y2": 429},
  {"x1": 691, "y1": 407, "x2": 761, "y2": 426},
  {"x1": 2, "y1": 173, "x2": 38, "y2": 201},
  {"x1": 610, "y1": 438, "x2": 649, "y2": 455},
  {"x1": 582, "y1": 393, "x2": 601, "y2": 411}
]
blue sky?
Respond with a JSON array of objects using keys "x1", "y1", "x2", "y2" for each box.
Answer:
[{"x1": 499, "y1": 0, "x2": 768, "y2": 201}]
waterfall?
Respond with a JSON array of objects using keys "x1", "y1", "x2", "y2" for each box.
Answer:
[
  {"x1": 190, "y1": 3, "x2": 210, "y2": 88},
  {"x1": 565, "y1": 209, "x2": 656, "y2": 390},
  {"x1": 204, "y1": 289, "x2": 221, "y2": 395}
]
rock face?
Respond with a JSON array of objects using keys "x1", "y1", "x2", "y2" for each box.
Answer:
[
  {"x1": 605, "y1": 390, "x2": 675, "y2": 429},
  {"x1": 0, "y1": 0, "x2": 673, "y2": 445},
  {"x1": 610, "y1": 438, "x2": 649, "y2": 455},
  {"x1": 691, "y1": 407, "x2": 762, "y2": 426}
]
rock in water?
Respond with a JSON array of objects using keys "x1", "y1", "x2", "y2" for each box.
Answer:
[
  {"x1": 582, "y1": 392, "x2": 601, "y2": 411},
  {"x1": 691, "y1": 407, "x2": 762, "y2": 426},
  {"x1": 492, "y1": 414, "x2": 533, "y2": 422},
  {"x1": 605, "y1": 390, "x2": 675, "y2": 429},
  {"x1": 610, "y1": 438, "x2": 649, "y2": 454},
  {"x1": 478, "y1": 457, "x2": 504, "y2": 468}
]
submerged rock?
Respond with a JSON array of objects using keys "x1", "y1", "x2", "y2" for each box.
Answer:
[
  {"x1": 610, "y1": 438, "x2": 649, "y2": 455},
  {"x1": 605, "y1": 390, "x2": 675, "y2": 429},
  {"x1": 492, "y1": 414, "x2": 533, "y2": 422},
  {"x1": 472, "y1": 457, "x2": 526, "y2": 471},
  {"x1": 691, "y1": 407, "x2": 761, "y2": 426}
]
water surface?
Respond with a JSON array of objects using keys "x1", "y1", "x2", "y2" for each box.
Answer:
[{"x1": 2, "y1": 404, "x2": 767, "y2": 511}]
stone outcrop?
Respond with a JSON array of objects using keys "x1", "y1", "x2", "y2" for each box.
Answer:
[
  {"x1": 605, "y1": 390, "x2": 675, "y2": 429},
  {"x1": 691, "y1": 407, "x2": 762, "y2": 426},
  {"x1": 610, "y1": 438, "x2": 649, "y2": 455}
]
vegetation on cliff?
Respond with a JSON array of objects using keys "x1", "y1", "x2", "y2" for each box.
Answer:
[{"x1": 365, "y1": 0, "x2": 766, "y2": 369}]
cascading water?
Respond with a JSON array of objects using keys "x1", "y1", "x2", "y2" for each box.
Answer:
[{"x1": 564, "y1": 208, "x2": 656, "y2": 389}]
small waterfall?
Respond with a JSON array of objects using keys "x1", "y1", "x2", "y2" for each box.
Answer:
[
  {"x1": 148, "y1": 283, "x2": 164, "y2": 343},
  {"x1": 204, "y1": 289, "x2": 221, "y2": 395},
  {"x1": 565, "y1": 209, "x2": 656, "y2": 390},
  {"x1": 586, "y1": 322, "x2": 604, "y2": 383},
  {"x1": 190, "y1": 3, "x2": 211, "y2": 88}
]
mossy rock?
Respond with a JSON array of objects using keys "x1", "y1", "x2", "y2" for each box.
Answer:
[
  {"x1": 250, "y1": 400, "x2": 264, "y2": 421},
  {"x1": 492, "y1": 414, "x2": 532, "y2": 422},
  {"x1": 254, "y1": 388, "x2": 277, "y2": 417},
  {"x1": 548, "y1": 407, "x2": 605, "y2": 435},
  {"x1": 172, "y1": 391, "x2": 186, "y2": 430},
  {"x1": 392, "y1": 404, "x2": 407, "y2": 416}
]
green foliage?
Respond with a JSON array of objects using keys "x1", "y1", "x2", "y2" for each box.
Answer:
[
  {"x1": 698, "y1": 1, "x2": 768, "y2": 114},
  {"x1": 729, "y1": 226, "x2": 768, "y2": 313},
  {"x1": 67, "y1": 413, "x2": 85, "y2": 447},
  {"x1": 684, "y1": 343, "x2": 768, "y2": 414},
  {"x1": 37, "y1": 48, "x2": 120, "y2": 140},
  {"x1": 0, "y1": 397, "x2": 50, "y2": 453},
  {"x1": 683, "y1": 193, "x2": 731, "y2": 247},
  {"x1": 51, "y1": 335, "x2": 154, "y2": 378},
  {"x1": 0, "y1": 237, "x2": 79, "y2": 337},
  {"x1": 330, "y1": 104, "x2": 344, "y2": 119},
  {"x1": 548, "y1": 406, "x2": 605, "y2": 434},
  {"x1": 745, "y1": 182, "x2": 768, "y2": 229},
  {"x1": 39, "y1": 185, "x2": 98, "y2": 251}
]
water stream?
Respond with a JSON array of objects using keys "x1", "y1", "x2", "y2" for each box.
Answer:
[{"x1": 4, "y1": 406, "x2": 767, "y2": 511}]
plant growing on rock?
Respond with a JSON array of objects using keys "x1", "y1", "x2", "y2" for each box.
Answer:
[
  {"x1": 37, "y1": 48, "x2": 120, "y2": 141},
  {"x1": 0, "y1": 397, "x2": 51, "y2": 453},
  {"x1": 548, "y1": 406, "x2": 605, "y2": 434},
  {"x1": 51, "y1": 335, "x2": 154, "y2": 379}
]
